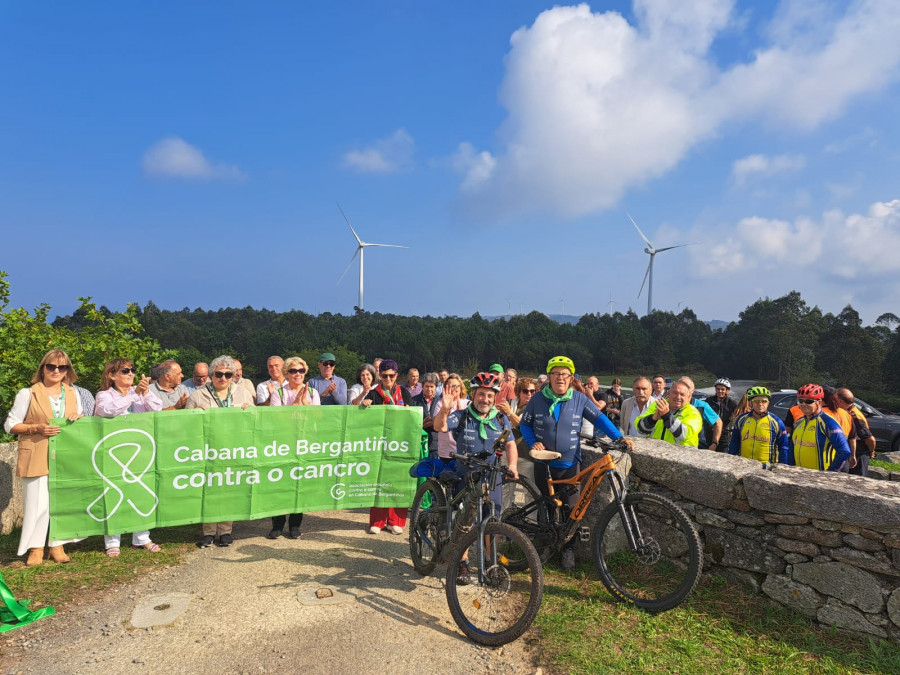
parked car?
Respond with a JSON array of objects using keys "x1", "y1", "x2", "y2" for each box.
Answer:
[{"x1": 769, "y1": 390, "x2": 900, "y2": 453}]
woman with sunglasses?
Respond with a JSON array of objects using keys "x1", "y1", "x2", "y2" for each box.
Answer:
[
  {"x1": 4, "y1": 350, "x2": 85, "y2": 565},
  {"x1": 265, "y1": 356, "x2": 319, "y2": 539},
  {"x1": 95, "y1": 357, "x2": 163, "y2": 557},
  {"x1": 497, "y1": 377, "x2": 539, "y2": 511},
  {"x1": 361, "y1": 359, "x2": 412, "y2": 534},
  {"x1": 186, "y1": 355, "x2": 255, "y2": 548}
]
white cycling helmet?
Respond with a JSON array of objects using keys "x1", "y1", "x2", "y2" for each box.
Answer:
[{"x1": 715, "y1": 378, "x2": 731, "y2": 389}]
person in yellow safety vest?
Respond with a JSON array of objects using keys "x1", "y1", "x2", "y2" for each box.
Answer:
[
  {"x1": 727, "y1": 386, "x2": 790, "y2": 464},
  {"x1": 635, "y1": 380, "x2": 702, "y2": 447},
  {"x1": 786, "y1": 383, "x2": 851, "y2": 472}
]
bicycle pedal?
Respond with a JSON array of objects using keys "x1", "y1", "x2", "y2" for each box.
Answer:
[{"x1": 579, "y1": 526, "x2": 591, "y2": 542}]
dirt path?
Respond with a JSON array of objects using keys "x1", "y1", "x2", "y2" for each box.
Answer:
[{"x1": 1, "y1": 510, "x2": 540, "y2": 674}]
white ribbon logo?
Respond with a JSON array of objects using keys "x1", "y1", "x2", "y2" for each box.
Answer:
[{"x1": 87, "y1": 428, "x2": 159, "y2": 522}]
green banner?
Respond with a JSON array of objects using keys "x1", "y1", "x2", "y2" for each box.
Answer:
[{"x1": 48, "y1": 406, "x2": 422, "y2": 539}]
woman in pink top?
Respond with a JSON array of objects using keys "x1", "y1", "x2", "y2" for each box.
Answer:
[
  {"x1": 94, "y1": 358, "x2": 163, "y2": 557},
  {"x1": 267, "y1": 356, "x2": 319, "y2": 539}
]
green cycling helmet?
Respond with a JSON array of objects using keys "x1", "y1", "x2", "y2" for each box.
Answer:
[
  {"x1": 546, "y1": 355, "x2": 575, "y2": 374},
  {"x1": 746, "y1": 386, "x2": 771, "y2": 400}
]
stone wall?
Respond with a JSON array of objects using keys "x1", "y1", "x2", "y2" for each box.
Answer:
[
  {"x1": 0, "y1": 442, "x2": 23, "y2": 535},
  {"x1": 582, "y1": 438, "x2": 900, "y2": 641}
]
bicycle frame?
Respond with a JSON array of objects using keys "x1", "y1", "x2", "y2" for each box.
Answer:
[{"x1": 541, "y1": 448, "x2": 640, "y2": 551}]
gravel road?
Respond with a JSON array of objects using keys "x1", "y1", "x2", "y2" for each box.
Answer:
[{"x1": 1, "y1": 510, "x2": 541, "y2": 675}]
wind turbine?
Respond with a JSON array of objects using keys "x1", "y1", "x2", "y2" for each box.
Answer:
[
  {"x1": 628, "y1": 212, "x2": 698, "y2": 315},
  {"x1": 337, "y1": 204, "x2": 408, "y2": 311}
]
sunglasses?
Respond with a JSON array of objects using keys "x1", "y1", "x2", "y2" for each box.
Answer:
[
  {"x1": 522, "y1": 389, "x2": 536, "y2": 395},
  {"x1": 798, "y1": 398, "x2": 817, "y2": 405},
  {"x1": 44, "y1": 364, "x2": 70, "y2": 372},
  {"x1": 213, "y1": 371, "x2": 234, "y2": 379},
  {"x1": 119, "y1": 368, "x2": 136, "y2": 375},
  {"x1": 287, "y1": 368, "x2": 306, "y2": 375},
  {"x1": 380, "y1": 373, "x2": 397, "y2": 379},
  {"x1": 750, "y1": 398, "x2": 769, "y2": 403},
  {"x1": 321, "y1": 361, "x2": 336, "y2": 367}
]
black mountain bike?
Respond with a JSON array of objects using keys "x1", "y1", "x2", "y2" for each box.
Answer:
[
  {"x1": 501, "y1": 437, "x2": 703, "y2": 612},
  {"x1": 408, "y1": 433, "x2": 544, "y2": 646}
]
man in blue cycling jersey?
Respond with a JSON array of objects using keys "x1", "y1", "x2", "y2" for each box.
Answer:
[{"x1": 519, "y1": 356, "x2": 625, "y2": 571}]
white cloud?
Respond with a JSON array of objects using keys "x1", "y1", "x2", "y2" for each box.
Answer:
[
  {"x1": 695, "y1": 198, "x2": 900, "y2": 278},
  {"x1": 731, "y1": 153, "x2": 806, "y2": 185},
  {"x1": 342, "y1": 129, "x2": 414, "y2": 173},
  {"x1": 142, "y1": 137, "x2": 247, "y2": 181},
  {"x1": 458, "y1": 0, "x2": 900, "y2": 219}
]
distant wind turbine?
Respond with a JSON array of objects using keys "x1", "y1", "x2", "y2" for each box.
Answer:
[
  {"x1": 628, "y1": 213, "x2": 698, "y2": 315},
  {"x1": 337, "y1": 204, "x2": 408, "y2": 311}
]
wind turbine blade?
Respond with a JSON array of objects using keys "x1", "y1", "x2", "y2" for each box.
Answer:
[
  {"x1": 637, "y1": 259, "x2": 651, "y2": 299},
  {"x1": 336, "y1": 202, "x2": 363, "y2": 246},
  {"x1": 627, "y1": 212, "x2": 653, "y2": 248},
  {"x1": 337, "y1": 248, "x2": 360, "y2": 285},
  {"x1": 363, "y1": 243, "x2": 409, "y2": 249},
  {"x1": 655, "y1": 242, "x2": 700, "y2": 253}
]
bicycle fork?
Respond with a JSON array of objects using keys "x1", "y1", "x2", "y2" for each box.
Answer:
[{"x1": 609, "y1": 473, "x2": 646, "y2": 554}]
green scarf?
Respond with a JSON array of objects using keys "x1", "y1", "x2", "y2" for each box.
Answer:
[
  {"x1": 542, "y1": 385, "x2": 574, "y2": 416},
  {"x1": 467, "y1": 403, "x2": 500, "y2": 440}
]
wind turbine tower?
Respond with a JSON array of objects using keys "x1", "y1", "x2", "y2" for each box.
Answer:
[
  {"x1": 337, "y1": 204, "x2": 408, "y2": 311},
  {"x1": 628, "y1": 213, "x2": 698, "y2": 315}
]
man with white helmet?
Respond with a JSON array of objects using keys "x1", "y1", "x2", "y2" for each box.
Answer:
[{"x1": 707, "y1": 378, "x2": 737, "y2": 452}]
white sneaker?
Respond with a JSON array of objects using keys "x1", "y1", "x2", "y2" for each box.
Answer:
[
  {"x1": 368, "y1": 526, "x2": 381, "y2": 535},
  {"x1": 387, "y1": 525, "x2": 404, "y2": 535}
]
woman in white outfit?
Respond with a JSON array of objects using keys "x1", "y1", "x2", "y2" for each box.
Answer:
[{"x1": 4, "y1": 349, "x2": 85, "y2": 565}]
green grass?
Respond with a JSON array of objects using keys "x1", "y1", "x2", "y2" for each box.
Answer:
[
  {"x1": 530, "y1": 564, "x2": 900, "y2": 674},
  {"x1": 0, "y1": 526, "x2": 197, "y2": 613},
  {"x1": 870, "y1": 459, "x2": 900, "y2": 472}
]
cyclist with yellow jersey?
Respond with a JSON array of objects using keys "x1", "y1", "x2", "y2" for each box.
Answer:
[
  {"x1": 786, "y1": 383, "x2": 851, "y2": 472},
  {"x1": 727, "y1": 386, "x2": 790, "y2": 464}
]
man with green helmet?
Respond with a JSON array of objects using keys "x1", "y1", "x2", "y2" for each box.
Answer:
[
  {"x1": 727, "y1": 386, "x2": 790, "y2": 464},
  {"x1": 519, "y1": 355, "x2": 626, "y2": 571}
]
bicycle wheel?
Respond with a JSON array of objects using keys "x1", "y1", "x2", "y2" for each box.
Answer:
[
  {"x1": 409, "y1": 478, "x2": 448, "y2": 576},
  {"x1": 445, "y1": 522, "x2": 544, "y2": 646},
  {"x1": 500, "y1": 476, "x2": 556, "y2": 569},
  {"x1": 592, "y1": 492, "x2": 702, "y2": 612}
]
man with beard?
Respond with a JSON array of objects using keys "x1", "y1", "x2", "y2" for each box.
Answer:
[{"x1": 434, "y1": 371, "x2": 518, "y2": 584}]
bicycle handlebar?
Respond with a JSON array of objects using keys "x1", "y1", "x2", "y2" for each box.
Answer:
[
  {"x1": 584, "y1": 436, "x2": 634, "y2": 452},
  {"x1": 449, "y1": 451, "x2": 515, "y2": 479}
]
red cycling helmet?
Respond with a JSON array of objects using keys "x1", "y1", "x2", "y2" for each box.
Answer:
[
  {"x1": 797, "y1": 383, "x2": 824, "y2": 400},
  {"x1": 470, "y1": 372, "x2": 502, "y2": 393}
]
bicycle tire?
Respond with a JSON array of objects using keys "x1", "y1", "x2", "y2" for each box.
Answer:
[
  {"x1": 592, "y1": 492, "x2": 702, "y2": 612},
  {"x1": 500, "y1": 476, "x2": 556, "y2": 569},
  {"x1": 408, "y1": 478, "x2": 448, "y2": 576},
  {"x1": 445, "y1": 522, "x2": 544, "y2": 646}
]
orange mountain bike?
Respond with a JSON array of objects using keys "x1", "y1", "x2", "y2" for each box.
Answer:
[{"x1": 501, "y1": 437, "x2": 703, "y2": 612}]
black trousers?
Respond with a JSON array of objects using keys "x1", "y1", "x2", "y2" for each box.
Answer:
[{"x1": 271, "y1": 513, "x2": 303, "y2": 530}]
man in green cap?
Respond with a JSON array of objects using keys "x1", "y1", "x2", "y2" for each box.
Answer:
[
  {"x1": 308, "y1": 352, "x2": 347, "y2": 405},
  {"x1": 491, "y1": 363, "x2": 515, "y2": 404}
]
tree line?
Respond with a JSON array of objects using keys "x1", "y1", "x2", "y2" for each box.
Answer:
[{"x1": 2, "y1": 265, "x2": 899, "y2": 438}]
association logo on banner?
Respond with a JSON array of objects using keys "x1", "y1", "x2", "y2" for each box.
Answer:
[
  {"x1": 330, "y1": 483, "x2": 346, "y2": 500},
  {"x1": 87, "y1": 428, "x2": 160, "y2": 522}
]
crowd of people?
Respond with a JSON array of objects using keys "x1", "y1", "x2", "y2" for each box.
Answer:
[{"x1": 4, "y1": 347, "x2": 874, "y2": 569}]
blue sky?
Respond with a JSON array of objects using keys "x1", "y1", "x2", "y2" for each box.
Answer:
[{"x1": 2, "y1": 0, "x2": 899, "y2": 325}]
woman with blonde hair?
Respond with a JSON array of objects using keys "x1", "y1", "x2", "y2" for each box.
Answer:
[
  {"x1": 95, "y1": 357, "x2": 163, "y2": 556},
  {"x1": 267, "y1": 356, "x2": 319, "y2": 539},
  {"x1": 4, "y1": 349, "x2": 85, "y2": 565}
]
